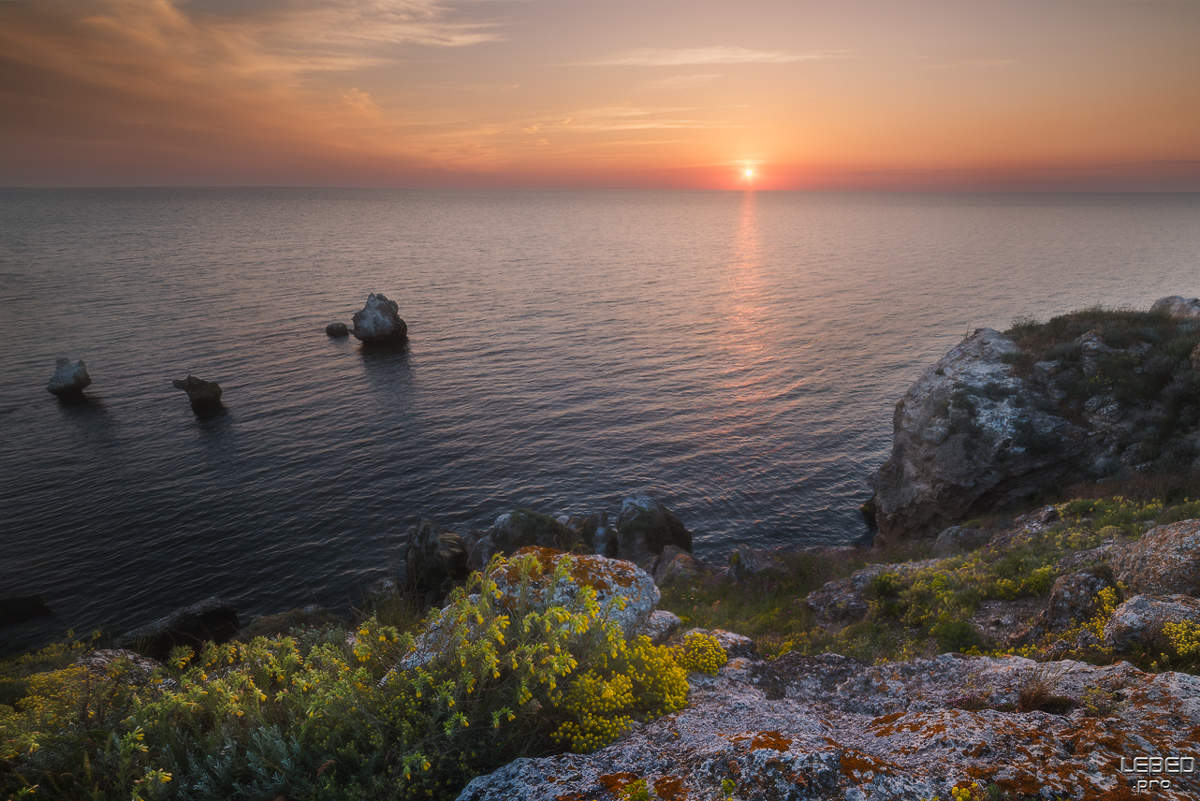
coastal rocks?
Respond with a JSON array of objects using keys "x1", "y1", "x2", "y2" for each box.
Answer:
[
  {"x1": 351, "y1": 292, "x2": 408, "y2": 345},
  {"x1": 325, "y1": 321, "x2": 349, "y2": 337},
  {"x1": 805, "y1": 559, "x2": 941, "y2": 630},
  {"x1": 1113, "y1": 519, "x2": 1200, "y2": 596},
  {"x1": 75, "y1": 649, "x2": 161, "y2": 683},
  {"x1": 1103, "y1": 594, "x2": 1200, "y2": 652},
  {"x1": 616, "y1": 494, "x2": 692, "y2": 569},
  {"x1": 457, "y1": 652, "x2": 1200, "y2": 801},
  {"x1": 489, "y1": 509, "x2": 584, "y2": 554},
  {"x1": 491, "y1": 548, "x2": 660, "y2": 638},
  {"x1": 46, "y1": 357, "x2": 91, "y2": 398},
  {"x1": 642, "y1": 609, "x2": 682, "y2": 644},
  {"x1": 404, "y1": 520, "x2": 470, "y2": 605},
  {"x1": 1150, "y1": 295, "x2": 1200, "y2": 319},
  {"x1": 0, "y1": 594, "x2": 51, "y2": 627},
  {"x1": 931, "y1": 525, "x2": 991, "y2": 556},
  {"x1": 869, "y1": 327, "x2": 1083, "y2": 542},
  {"x1": 119, "y1": 597, "x2": 239, "y2": 661},
  {"x1": 1010, "y1": 568, "x2": 1116, "y2": 648},
  {"x1": 652, "y1": 544, "x2": 705, "y2": 586},
  {"x1": 172, "y1": 375, "x2": 223, "y2": 416}
]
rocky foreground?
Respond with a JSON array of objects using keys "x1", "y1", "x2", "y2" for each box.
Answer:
[{"x1": 460, "y1": 651, "x2": 1200, "y2": 801}]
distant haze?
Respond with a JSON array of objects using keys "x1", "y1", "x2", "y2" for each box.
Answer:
[{"x1": 2, "y1": 0, "x2": 1199, "y2": 189}]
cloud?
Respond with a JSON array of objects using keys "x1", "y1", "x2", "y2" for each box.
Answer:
[
  {"x1": 641, "y1": 73, "x2": 723, "y2": 90},
  {"x1": 579, "y1": 46, "x2": 850, "y2": 67}
]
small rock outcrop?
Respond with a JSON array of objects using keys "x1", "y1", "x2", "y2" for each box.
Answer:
[
  {"x1": 46, "y1": 357, "x2": 91, "y2": 398},
  {"x1": 172, "y1": 375, "x2": 223, "y2": 415},
  {"x1": 1114, "y1": 519, "x2": 1200, "y2": 595},
  {"x1": 325, "y1": 322, "x2": 349, "y2": 337},
  {"x1": 642, "y1": 609, "x2": 682, "y2": 644},
  {"x1": 457, "y1": 652, "x2": 1200, "y2": 801},
  {"x1": 1150, "y1": 295, "x2": 1200, "y2": 319},
  {"x1": 1010, "y1": 568, "x2": 1116, "y2": 649},
  {"x1": 351, "y1": 293, "x2": 408, "y2": 345},
  {"x1": 931, "y1": 525, "x2": 991, "y2": 556},
  {"x1": 616, "y1": 494, "x2": 692, "y2": 568},
  {"x1": 1103, "y1": 594, "x2": 1200, "y2": 652},
  {"x1": 404, "y1": 521, "x2": 470, "y2": 605},
  {"x1": 119, "y1": 597, "x2": 239, "y2": 661},
  {"x1": 489, "y1": 509, "x2": 584, "y2": 554},
  {"x1": 652, "y1": 544, "x2": 705, "y2": 586}
]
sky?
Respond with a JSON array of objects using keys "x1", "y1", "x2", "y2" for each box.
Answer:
[{"x1": 1, "y1": 0, "x2": 1199, "y2": 189}]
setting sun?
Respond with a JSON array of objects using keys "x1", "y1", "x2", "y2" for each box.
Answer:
[{"x1": 743, "y1": 167, "x2": 756, "y2": 180}]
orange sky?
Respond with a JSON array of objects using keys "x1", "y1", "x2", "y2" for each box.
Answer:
[{"x1": 2, "y1": 0, "x2": 1199, "y2": 189}]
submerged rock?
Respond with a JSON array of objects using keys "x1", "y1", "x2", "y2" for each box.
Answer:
[
  {"x1": 172, "y1": 375, "x2": 223, "y2": 415},
  {"x1": 351, "y1": 292, "x2": 408, "y2": 344},
  {"x1": 457, "y1": 652, "x2": 1200, "y2": 801},
  {"x1": 325, "y1": 321, "x2": 349, "y2": 337},
  {"x1": 46, "y1": 357, "x2": 91, "y2": 398},
  {"x1": 119, "y1": 597, "x2": 239, "y2": 661}
]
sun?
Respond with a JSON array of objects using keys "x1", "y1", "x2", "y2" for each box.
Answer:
[{"x1": 742, "y1": 167, "x2": 755, "y2": 180}]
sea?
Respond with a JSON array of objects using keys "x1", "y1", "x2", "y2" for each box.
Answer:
[{"x1": 2, "y1": 188, "x2": 1198, "y2": 652}]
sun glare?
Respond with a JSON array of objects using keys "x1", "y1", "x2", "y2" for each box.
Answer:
[{"x1": 743, "y1": 167, "x2": 755, "y2": 180}]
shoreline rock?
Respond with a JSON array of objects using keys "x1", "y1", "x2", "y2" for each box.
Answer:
[
  {"x1": 325, "y1": 321, "x2": 349, "y2": 337},
  {"x1": 118, "y1": 597, "x2": 239, "y2": 661},
  {"x1": 172, "y1": 375, "x2": 223, "y2": 416}
]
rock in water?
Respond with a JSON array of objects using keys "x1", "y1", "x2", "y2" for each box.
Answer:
[
  {"x1": 172, "y1": 375, "x2": 223, "y2": 415},
  {"x1": 46, "y1": 357, "x2": 91, "y2": 398},
  {"x1": 118, "y1": 597, "x2": 239, "y2": 660},
  {"x1": 325, "y1": 321, "x2": 349, "y2": 337},
  {"x1": 351, "y1": 292, "x2": 408, "y2": 344},
  {"x1": 615, "y1": 494, "x2": 692, "y2": 568},
  {"x1": 0, "y1": 594, "x2": 52, "y2": 627},
  {"x1": 404, "y1": 520, "x2": 470, "y2": 605}
]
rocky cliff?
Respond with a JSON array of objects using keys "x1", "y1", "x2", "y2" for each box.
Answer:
[{"x1": 870, "y1": 300, "x2": 1200, "y2": 542}]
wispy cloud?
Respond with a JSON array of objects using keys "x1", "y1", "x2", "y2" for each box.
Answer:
[
  {"x1": 578, "y1": 46, "x2": 850, "y2": 67},
  {"x1": 641, "y1": 73, "x2": 723, "y2": 90}
]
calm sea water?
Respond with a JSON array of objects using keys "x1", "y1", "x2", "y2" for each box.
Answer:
[{"x1": 2, "y1": 189, "x2": 1199, "y2": 652}]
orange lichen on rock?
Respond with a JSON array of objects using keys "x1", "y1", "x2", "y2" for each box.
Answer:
[
  {"x1": 510, "y1": 546, "x2": 637, "y2": 590},
  {"x1": 597, "y1": 772, "x2": 641, "y2": 796},
  {"x1": 652, "y1": 775, "x2": 688, "y2": 801}
]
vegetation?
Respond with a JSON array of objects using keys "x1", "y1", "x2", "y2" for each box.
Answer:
[
  {"x1": 664, "y1": 495, "x2": 1200, "y2": 669},
  {"x1": 0, "y1": 552, "x2": 726, "y2": 801}
]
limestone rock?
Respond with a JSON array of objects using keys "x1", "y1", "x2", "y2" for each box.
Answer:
[
  {"x1": 404, "y1": 520, "x2": 470, "y2": 605},
  {"x1": 489, "y1": 509, "x2": 583, "y2": 554},
  {"x1": 457, "y1": 653, "x2": 1200, "y2": 801},
  {"x1": 616, "y1": 494, "x2": 692, "y2": 568},
  {"x1": 1010, "y1": 568, "x2": 1116, "y2": 647},
  {"x1": 869, "y1": 328, "x2": 1085, "y2": 541},
  {"x1": 172, "y1": 375, "x2": 223, "y2": 415},
  {"x1": 351, "y1": 292, "x2": 408, "y2": 344},
  {"x1": 1151, "y1": 295, "x2": 1200, "y2": 319},
  {"x1": 1114, "y1": 519, "x2": 1200, "y2": 595},
  {"x1": 1103, "y1": 594, "x2": 1200, "y2": 652},
  {"x1": 119, "y1": 597, "x2": 239, "y2": 661},
  {"x1": 805, "y1": 559, "x2": 941, "y2": 630},
  {"x1": 931, "y1": 525, "x2": 991, "y2": 556},
  {"x1": 46, "y1": 357, "x2": 91, "y2": 398},
  {"x1": 653, "y1": 544, "x2": 704, "y2": 586},
  {"x1": 642, "y1": 609, "x2": 682, "y2": 644}
]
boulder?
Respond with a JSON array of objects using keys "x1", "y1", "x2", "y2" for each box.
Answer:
[
  {"x1": 404, "y1": 521, "x2": 470, "y2": 605},
  {"x1": 1150, "y1": 295, "x2": 1200, "y2": 319},
  {"x1": 642, "y1": 609, "x2": 682, "y2": 644},
  {"x1": 325, "y1": 321, "x2": 349, "y2": 337},
  {"x1": 616, "y1": 494, "x2": 692, "y2": 568},
  {"x1": 1010, "y1": 568, "x2": 1116, "y2": 647},
  {"x1": 869, "y1": 328, "x2": 1085, "y2": 542},
  {"x1": 489, "y1": 509, "x2": 583, "y2": 554},
  {"x1": 0, "y1": 594, "x2": 51, "y2": 627},
  {"x1": 1103, "y1": 594, "x2": 1200, "y2": 652},
  {"x1": 456, "y1": 653, "x2": 1200, "y2": 801},
  {"x1": 400, "y1": 549, "x2": 659, "y2": 670},
  {"x1": 653, "y1": 544, "x2": 704, "y2": 586},
  {"x1": 805, "y1": 559, "x2": 940, "y2": 630},
  {"x1": 46, "y1": 357, "x2": 91, "y2": 398},
  {"x1": 119, "y1": 597, "x2": 239, "y2": 660},
  {"x1": 931, "y1": 525, "x2": 991, "y2": 556},
  {"x1": 172, "y1": 375, "x2": 223, "y2": 415},
  {"x1": 75, "y1": 649, "x2": 161, "y2": 683},
  {"x1": 1113, "y1": 519, "x2": 1200, "y2": 596},
  {"x1": 351, "y1": 292, "x2": 408, "y2": 344}
]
